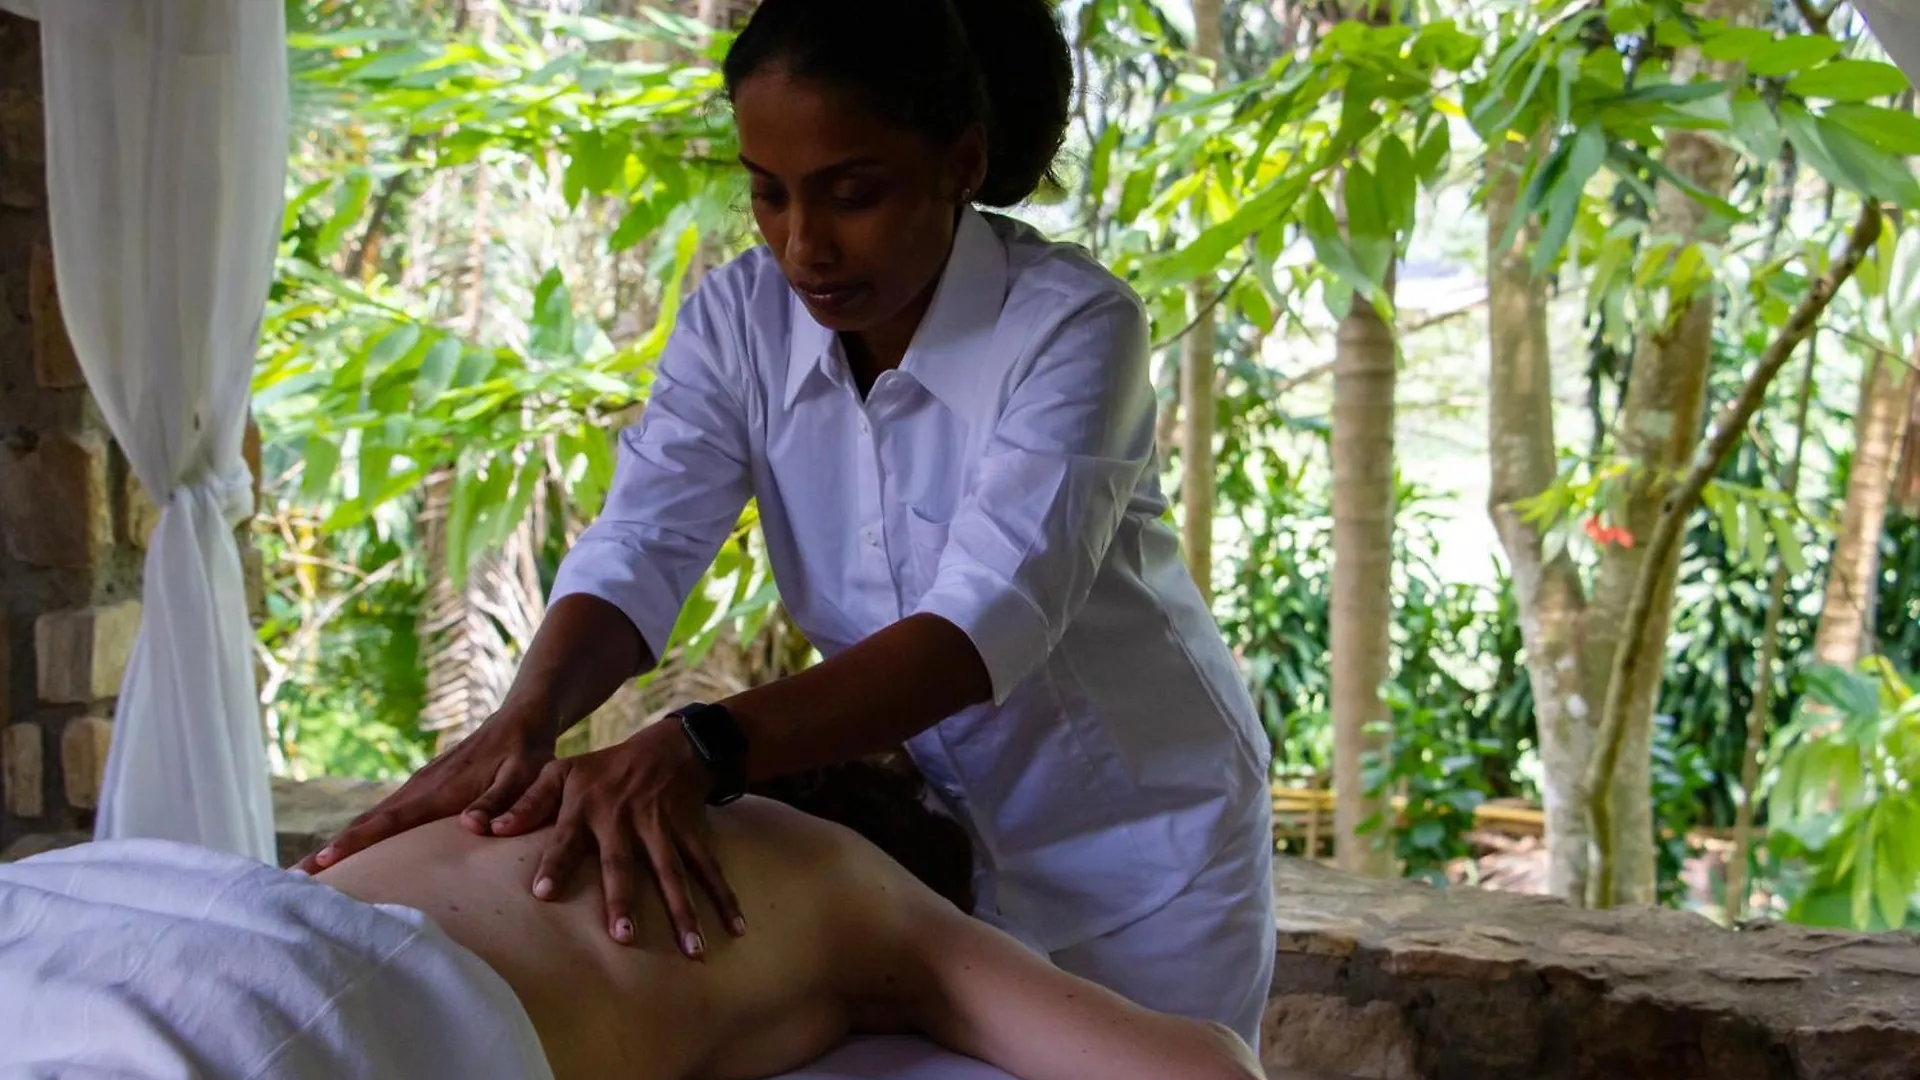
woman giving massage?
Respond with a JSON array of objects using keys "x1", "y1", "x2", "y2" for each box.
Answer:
[
  {"x1": 0, "y1": 758, "x2": 1266, "y2": 1080},
  {"x1": 301, "y1": 0, "x2": 1276, "y2": 1056}
]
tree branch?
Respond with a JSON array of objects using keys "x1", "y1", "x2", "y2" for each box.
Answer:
[
  {"x1": 1790, "y1": 0, "x2": 1834, "y2": 34},
  {"x1": 1154, "y1": 260, "x2": 1252, "y2": 350},
  {"x1": 344, "y1": 134, "x2": 426, "y2": 281},
  {"x1": 1584, "y1": 202, "x2": 1882, "y2": 908},
  {"x1": 1402, "y1": 298, "x2": 1488, "y2": 336}
]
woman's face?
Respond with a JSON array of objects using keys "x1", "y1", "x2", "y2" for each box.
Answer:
[{"x1": 732, "y1": 68, "x2": 983, "y2": 343}]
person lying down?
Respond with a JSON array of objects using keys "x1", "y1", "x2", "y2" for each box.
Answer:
[{"x1": 0, "y1": 757, "x2": 1264, "y2": 1080}]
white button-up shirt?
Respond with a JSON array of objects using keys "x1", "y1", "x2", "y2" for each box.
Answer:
[{"x1": 551, "y1": 209, "x2": 1270, "y2": 948}]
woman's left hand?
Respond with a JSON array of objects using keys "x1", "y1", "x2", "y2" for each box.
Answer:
[{"x1": 488, "y1": 721, "x2": 745, "y2": 957}]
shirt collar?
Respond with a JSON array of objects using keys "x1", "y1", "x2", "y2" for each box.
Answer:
[{"x1": 783, "y1": 207, "x2": 1010, "y2": 411}]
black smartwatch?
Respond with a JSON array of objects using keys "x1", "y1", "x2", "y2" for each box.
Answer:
[{"x1": 669, "y1": 702, "x2": 749, "y2": 806}]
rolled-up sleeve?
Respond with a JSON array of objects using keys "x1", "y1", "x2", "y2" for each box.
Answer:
[
  {"x1": 911, "y1": 290, "x2": 1156, "y2": 704},
  {"x1": 548, "y1": 299, "x2": 754, "y2": 673}
]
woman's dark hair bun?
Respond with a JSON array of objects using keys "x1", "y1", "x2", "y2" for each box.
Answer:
[
  {"x1": 951, "y1": 0, "x2": 1074, "y2": 205},
  {"x1": 723, "y1": 0, "x2": 1074, "y2": 207}
]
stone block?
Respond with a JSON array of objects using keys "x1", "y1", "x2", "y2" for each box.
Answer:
[
  {"x1": 0, "y1": 86, "x2": 42, "y2": 211},
  {"x1": 1265, "y1": 856, "x2": 1920, "y2": 1079},
  {"x1": 1263, "y1": 995, "x2": 1419, "y2": 1080},
  {"x1": 3, "y1": 722, "x2": 42, "y2": 818},
  {"x1": 0, "y1": 427, "x2": 110, "y2": 569},
  {"x1": 126, "y1": 473, "x2": 162, "y2": 551},
  {"x1": 35, "y1": 601, "x2": 142, "y2": 704},
  {"x1": 28, "y1": 241, "x2": 83, "y2": 389},
  {"x1": 59, "y1": 715, "x2": 111, "y2": 809},
  {"x1": 0, "y1": 831, "x2": 87, "y2": 863},
  {"x1": 272, "y1": 775, "x2": 399, "y2": 869}
]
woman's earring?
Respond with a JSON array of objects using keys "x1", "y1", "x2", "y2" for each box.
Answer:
[{"x1": 960, "y1": 187, "x2": 973, "y2": 204}]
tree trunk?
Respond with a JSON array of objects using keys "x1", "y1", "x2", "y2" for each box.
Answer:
[
  {"x1": 1582, "y1": 0, "x2": 1754, "y2": 906},
  {"x1": 1485, "y1": 139, "x2": 1605, "y2": 902},
  {"x1": 1179, "y1": 0, "x2": 1224, "y2": 604},
  {"x1": 1813, "y1": 348, "x2": 1916, "y2": 667},
  {"x1": 1727, "y1": 339, "x2": 1818, "y2": 920},
  {"x1": 1181, "y1": 306, "x2": 1217, "y2": 605},
  {"x1": 1332, "y1": 261, "x2": 1397, "y2": 878}
]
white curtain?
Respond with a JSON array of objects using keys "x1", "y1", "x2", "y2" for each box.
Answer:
[
  {"x1": 5, "y1": 0, "x2": 285, "y2": 862},
  {"x1": 1856, "y1": 0, "x2": 1920, "y2": 87}
]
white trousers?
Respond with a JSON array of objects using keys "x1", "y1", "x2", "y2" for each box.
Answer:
[
  {"x1": 1050, "y1": 813, "x2": 1276, "y2": 1050},
  {"x1": 975, "y1": 800, "x2": 1277, "y2": 1052}
]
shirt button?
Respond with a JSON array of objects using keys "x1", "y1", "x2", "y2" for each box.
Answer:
[
  {"x1": 861, "y1": 525, "x2": 879, "y2": 546},
  {"x1": 858, "y1": 416, "x2": 871, "y2": 434}
]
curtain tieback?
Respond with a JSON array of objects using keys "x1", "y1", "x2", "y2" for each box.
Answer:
[{"x1": 170, "y1": 459, "x2": 255, "y2": 529}]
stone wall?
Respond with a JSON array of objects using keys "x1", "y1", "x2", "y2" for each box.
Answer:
[
  {"x1": 1260, "y1": 857, "x2": 1920, "y2": 1080},
  {"x1": 0, "y1": 13, "x2": 146, "y2": 855},
  {"x1": 0, "y1": 11, "x2": 265, "y2": 856}
]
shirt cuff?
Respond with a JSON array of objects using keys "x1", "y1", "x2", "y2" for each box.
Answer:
[
  {"x1": 912, "y1": 562, "x2": 1054, "y2": 706},
  {"x1": 548, "y1": 534, "x2": 681, "y2": 675}
]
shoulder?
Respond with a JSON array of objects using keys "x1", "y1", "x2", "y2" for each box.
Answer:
[
  {"x1": 672, "y1": 246, "x2": 794, "y2": 362},
  {"x1": 990, "y1": 214, "x2": 1148, "y2": 340}
]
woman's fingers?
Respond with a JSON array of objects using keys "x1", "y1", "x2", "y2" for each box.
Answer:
[
  {"x1": 679, "y1": 828, "x2": 747, "y2": 938},
  {"x1": 487, "y1": 760, "x2": 566, "y2": 836},
  {"x1": 302, "y1": 797, "x2": 426, "y2": 871},
  {"x1": 532, "y1": 813, "x2": 590, "y2": 903},
  {"x1": 461, "y1": 757, "x2": 534, "y2": 834},
  {"x1": 596, "y1": 825, "x2": 640, "y2": 946},
  {"x1": 640, "y1": 815, "x2": 705, "y2": 960}
]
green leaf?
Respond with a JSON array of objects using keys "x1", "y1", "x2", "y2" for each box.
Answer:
[
  {"x1": 1795, "y1": 107, "x2": 1920, "y2": 205},
  {"x1": 1375, "y1": 134, "x2": 1418, "y2": 235},
  {"x1": 1408, "y1": 819, "x2": 1446, "y2": 850},
  {"x1": 1769, "y1": 510, "x2": 1808, "y2": 576},
  {"x1": 1714, "y1": 485, "x2": 1743, "y2": 555},
  {"x1": 1343, "y1": 164, "x2": 1392, "y2": 285},
  {"x1": 1140, "y1": 172, "x2": 1303, "y2": 292},
  {"x1": 1534, "y1": 123, "x2": 1606, "y2": 275},
  {"x1": 1742, "y1": 497, "x2": 1769, "y2": 568},
  {"x1": 610, "y1": 195, "x2": 668, "y2": 254},
  {"x1": 1854, "y1": 829, "x2": 1879, "y2": 929},
  {"x1": 528, "y1": 269, "x2": 575, "y2": 358},
  {"x1": 1729, "y1": 90, "x2": 1784, "y2": 162},
  {"x1": 364, "y1": 324, "x2": 422, "y2": 377},
  {"x1": 313, "y1": 171, "x2": 374, "y2": 259},
  {"x1": 1089, "y1": 124, "x2": 1121, "y2": 199},
  {"x1": 1824, "y1": 103, "x2": 1920, "y2": 156},
  {"x1": 1876, "y1": 827, "x2": 1914, "y2": 929},
  {"x1": 1788, "y1": 60, "x2": 1912, "y2": 103},
  {"x1": 1600, "y1": 79, "x2": 1730, "y2": 107},
  {"x1": 300, "y1": 435, "x2": 340, "y2": 504},
  {"x1": 1702, "y1": 26, "x2": 1776, "y2": 62},
  {"x1": 1119, "y1": 165, "x2": 1158, "y2": 224},
  {"x1": 563, "y1": 128, "x2": 628, "y2": 207},
  {"x1": 1746, "y1": 35, "x2": 1842, "y2": 79},
  {"x1": 413, "y1": 336, "x2": 464, "y2": 408},
  {"x1": 1611, "y1": 145, "x2": 1744, "y2": 223},
  {"x1": 1415, "y1": 119, "x2": 1451, "y2": 186},
  {"x1": 1303, "y1": 189, "x2": 1381, "y2": 316}
]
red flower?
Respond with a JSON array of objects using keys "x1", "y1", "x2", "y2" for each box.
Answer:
[{"x1": 1584, "y1": 516, "x2": 1635, "y2": 548}]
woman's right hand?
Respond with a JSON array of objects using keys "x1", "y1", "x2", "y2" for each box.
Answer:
[{"x1": 294, "y1": 706, "x2": 558, "y2": 874}]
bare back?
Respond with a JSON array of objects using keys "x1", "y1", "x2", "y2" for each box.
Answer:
[{"x1": 315, "y1": 797, "x2": 918, "y2": 1080}]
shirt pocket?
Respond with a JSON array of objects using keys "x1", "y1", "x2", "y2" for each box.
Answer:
[{"x1": 902, "y1": 504, "x2": 952, "y2": 595}]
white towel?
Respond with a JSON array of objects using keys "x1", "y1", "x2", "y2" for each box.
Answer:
[{"x1": 0, "y1": 839, "x2": 553, "y2": 1080}]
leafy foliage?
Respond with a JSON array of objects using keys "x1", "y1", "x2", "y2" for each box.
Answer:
[{"x1": 1764, "y1": 658, "x2": 1920, "y2": 930}]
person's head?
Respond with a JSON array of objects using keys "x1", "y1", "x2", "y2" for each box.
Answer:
[
  {"x1": 722, "y1": 0, "x2": 1072, "y2": 343},
  {"x1": 750, "y1": 752, "x2": 975, "y2": 913}
]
